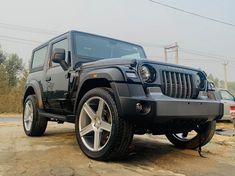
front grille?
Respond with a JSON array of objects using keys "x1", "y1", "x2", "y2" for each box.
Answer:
[{"x1": 162, "y1": 71, "x2": 193, "y2": 99}]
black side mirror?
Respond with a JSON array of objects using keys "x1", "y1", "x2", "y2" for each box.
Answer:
[
  {"x1": 206, "y1": 81, "x2": 216, "y2": 91},
  {"x1": 51, "y1": 48, "x2": 69, "y2": 71}
]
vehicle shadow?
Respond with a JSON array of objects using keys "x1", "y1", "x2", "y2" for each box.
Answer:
[
  {"x1": 121, "y1": 136, "x2": 179, "y2": 163},
  {"x1": 41, "y1": 126, "x2": 199, "y2": 164}
]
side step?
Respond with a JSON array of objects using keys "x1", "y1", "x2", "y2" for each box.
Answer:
[{"x1": 39, "y1": 110, "x2": 75, "y2": 123}]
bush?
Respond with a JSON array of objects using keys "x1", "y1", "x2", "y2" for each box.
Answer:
[{"x1": 0, "y1": 46, "x2": 26, "y2": 113}]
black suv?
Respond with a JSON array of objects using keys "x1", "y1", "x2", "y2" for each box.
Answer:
[{"x1": 23, "y1": 31, "x2": 223, "y2": 160}]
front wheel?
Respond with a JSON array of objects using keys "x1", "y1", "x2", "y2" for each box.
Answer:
[
  {"x1": 166, "y1": 121, "x2": 216, "y2": 149},
  {"x1": 75, "y1": 88, "x2": 134, "y2": 160}
]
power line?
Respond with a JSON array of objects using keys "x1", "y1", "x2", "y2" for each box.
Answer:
[
  {"x1": 0, "y1": 38, "x2": 39, "y2": 46},
  {"x1": 142, "y1": 42, "x2": 235, "y2": 61},
  {"x1": 179, "y1": 47, "x2": 233, "y2": 59},
  {"x1": 140, "y1": 41, "x2": 235, "y2": 62},
  {"x1": 148, "y1": 0, "x2": 235, "y2": 27},
  {"x1": 0, "y1": 22, "x2": 60, "y2": 35},
  {"x1": 0, "y1": 35, "x2": 42, "y2": 44},
  {"x1": 166, "y1": 57, "x2": 235, "y2": 63},
  {"x1": 179, "y1": 48, "x2": 235, "y2": 63},
  {"x1": 179, "y1": 49, "x2": 222, "y2": 61},
  {"x1": 139, "y1": 42, "x2": 165, "y2": 48}
]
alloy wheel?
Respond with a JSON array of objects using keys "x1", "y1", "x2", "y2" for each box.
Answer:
[
  {"x1": 24, "y1": 100, "x2": 34, "y2": 131},
  {"x1": 79, "y1": 96, "x2": 112, "y2": 151}
]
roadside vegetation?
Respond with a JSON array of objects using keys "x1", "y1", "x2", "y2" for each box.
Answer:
[
  {"x1": 0, "y1": 46, "x2": 27, "y2": 113},
  {"x1": 208, "y1": 74, "x2": 235, "y2": 95},
  {"x1": 0, "y1": 45, "x2": 234, "y2": 114}
]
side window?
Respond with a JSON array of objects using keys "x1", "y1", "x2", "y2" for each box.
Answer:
[
  {"x1": 220, "y1": 90, "x2": 234, "y2": 101},
  {"x1": 32, "y1": 45, "x2": 48, "y2": 69},
  {"x1": 51, "y1": 38, "x2": 68, "y2": 67}
]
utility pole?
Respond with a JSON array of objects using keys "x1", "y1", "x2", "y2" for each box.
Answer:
[
  {"x1": 223, "y1": 61, "x2": 228, "y2": 90},
  {"x1": 164, "y1": 42, "x2": 179, "y2": 64},
  {"x1": 164, "y1": 48, "x2": 168, "y2": 62},
  {"x1": 175, "y1": 42, "x2": 179, "y2": 64}
]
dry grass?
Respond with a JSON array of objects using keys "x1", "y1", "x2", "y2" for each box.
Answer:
[
  {"x1": 0, "y1": 113, "x2": 22, "y2": 118},
  {"x1": 0, "y1": 83, "x2": 25, "y2": 114}
]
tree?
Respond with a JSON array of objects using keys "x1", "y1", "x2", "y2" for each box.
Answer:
[
  {"x1": 207, "y1": 74, "x2": 219, "y2": 87},
  {"x1": 208, "y1": 73, "x2": 235, "y2": 96},
  {"x1": 228, "y1": 82, "x2": 235, "y2": 95},
  {"x1": 0, "y1": 65, "x2": 8, "y2": 90},
  {"x1": 4, "y1": 53, "x2": 23, "y2": 87},
  {"x1": 0, "y1": 45, "x2": 6, "y2": 64}
]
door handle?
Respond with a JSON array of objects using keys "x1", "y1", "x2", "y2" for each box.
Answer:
[{"x1": 46, "y1": 76, "x2": 51, "y2": 82}]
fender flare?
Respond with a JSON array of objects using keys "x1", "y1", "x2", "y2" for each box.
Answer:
[
  {"x1": 73, "y1": 67, "x2": 125, "y2": 114},
  {"x1": 23, "y1": 80, "x2": 44, "y2": 109}
]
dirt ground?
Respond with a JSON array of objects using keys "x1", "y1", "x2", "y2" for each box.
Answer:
[{"x1": 0, "y1": 117, "x2": 235, "y2": 176}]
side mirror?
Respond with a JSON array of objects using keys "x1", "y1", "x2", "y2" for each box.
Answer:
[
  {"x1": 206, "y1": 81, "x2": 216, "y2": 91},
  {"x1": 51, "y1": 48, "x2": 69, "y2": 71}
]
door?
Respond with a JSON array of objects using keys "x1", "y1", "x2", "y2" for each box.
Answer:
[{"x1": 45, "y1": 37, "x2": 72, "y2": 114}]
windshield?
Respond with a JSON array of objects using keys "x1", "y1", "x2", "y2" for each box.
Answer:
[{"x1": 73, "y1": 32, "x2": 146, "y2": 63}]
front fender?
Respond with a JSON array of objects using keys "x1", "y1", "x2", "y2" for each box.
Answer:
[
  {"x1": 74, "y1": 67, "x2": 146, "y2": 117},
  {"x1": 74, "y1": 67, "x2": 126, "y2": 114}
]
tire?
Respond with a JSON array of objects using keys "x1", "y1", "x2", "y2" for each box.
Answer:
[
  {"x1": 166, "y1": 121, "x2": 216, "y2": 149},
  {"x1": 23, "y1": 95, "x2": 48, "y2": 136},
  {"x1": 75, "y1": 88, "x2": 134, "y2": 161}
]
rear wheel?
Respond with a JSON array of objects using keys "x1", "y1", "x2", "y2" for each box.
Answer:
[
  {"x1": 75, "y1": 88, "x2": 134, "y2": 160},
  {"x1": 23, "y1": 95, "x2": 48, "y2": 136},
  {"x1": 166, "y1": 121, "x2": 216, "y2": 149}
]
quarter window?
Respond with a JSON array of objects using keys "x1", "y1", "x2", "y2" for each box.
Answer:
[{"x1": 32, "y1": 45, "x2": 48, "y2": 69}]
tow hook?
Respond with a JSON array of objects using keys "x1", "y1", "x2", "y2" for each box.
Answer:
[{"x1": 197, "y1": 125, "x2": 206, "y2": 158}]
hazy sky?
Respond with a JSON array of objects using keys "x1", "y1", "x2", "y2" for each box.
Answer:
[{"x1": 0, "y1": 0, "x2": 235, "y2": 81}]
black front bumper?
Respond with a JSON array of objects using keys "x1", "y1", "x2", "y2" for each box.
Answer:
[{"x1": 119, "y1": 95, "x2": 223, "y2": 123}]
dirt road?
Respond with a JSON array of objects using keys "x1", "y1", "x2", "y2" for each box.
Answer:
[{"x1": 0, "y1": 117, "x2": 235, "y2": 176}]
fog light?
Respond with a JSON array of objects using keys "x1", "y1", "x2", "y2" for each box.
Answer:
[{"x1": 136, "y1": 103, "x2": 143, "y2": 112}]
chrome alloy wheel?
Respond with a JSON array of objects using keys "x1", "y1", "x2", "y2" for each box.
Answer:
[
  {"x1": 79, "y1": 96, "x2": 112, "y2": 152},
  {"x1": 24, "y1": 100, "x2": 34, "y2": 131}
]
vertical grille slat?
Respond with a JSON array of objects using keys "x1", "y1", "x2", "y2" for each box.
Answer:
[
  {"x1": 187, "y1": 74, "x2": 192, "y2": 98},
  {"x1": 173, "y1": 72, "x2": 178, "y2": 97},
  {"x1": 168, "y1": 72, "x2": 173, "y2": 97},
  {"x1": 182, "y1": 74, "x2": 187, "y2": 98},
  {"x1": 162, "y1": 70, "x2": 193, "y2": 99},
  {"x1": 163, "y1": 71, "x2": 168, "y2": 94},
  {"x1": 178, "y1": 73, "x2": 182, "y2": 98}
]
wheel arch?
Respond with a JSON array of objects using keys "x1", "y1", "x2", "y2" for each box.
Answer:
[
  {"x1": 73, "y1": 68, "x2": 125, "y2": 114},
  {"x1": 74, "y1": 78, "x2": 111, "y2": 114},
  {"x1": 23, "y1": 80, "x2": 43, "y2": 109}
]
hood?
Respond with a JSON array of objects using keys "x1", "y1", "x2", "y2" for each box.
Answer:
[
  {"x1": 80, "y1": 57, "x2": 203, "y2": 73},
  {"x1": 80, "y1": 58, "x2": 137, "y2": 69}
]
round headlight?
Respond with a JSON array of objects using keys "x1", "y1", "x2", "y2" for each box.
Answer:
[
  {"x1": 140, "y1": 65, "x2": 156, "y2": 83},
  {"x1": 140, "y1": 65, "x2": 151, "y2": 82}
]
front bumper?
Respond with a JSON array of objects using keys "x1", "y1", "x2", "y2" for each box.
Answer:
[{"x1": 118, "y1": 93, "x2": 223, "y2": 123}]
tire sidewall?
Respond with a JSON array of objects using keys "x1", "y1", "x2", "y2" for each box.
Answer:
[
  {"x1": 23, "y1": 95, "x2": 38, "y2": 136},
  {"x1": 75, "y1": 88, "x2": 119, "y2": 159},
  {"x1": 166, "y1": 121, "x2": 216, "y2": 149}
]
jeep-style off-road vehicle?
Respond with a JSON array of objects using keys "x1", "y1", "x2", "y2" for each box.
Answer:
[{"x1": 23, "y1": 31, "x2": 223, "y2": 160}]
